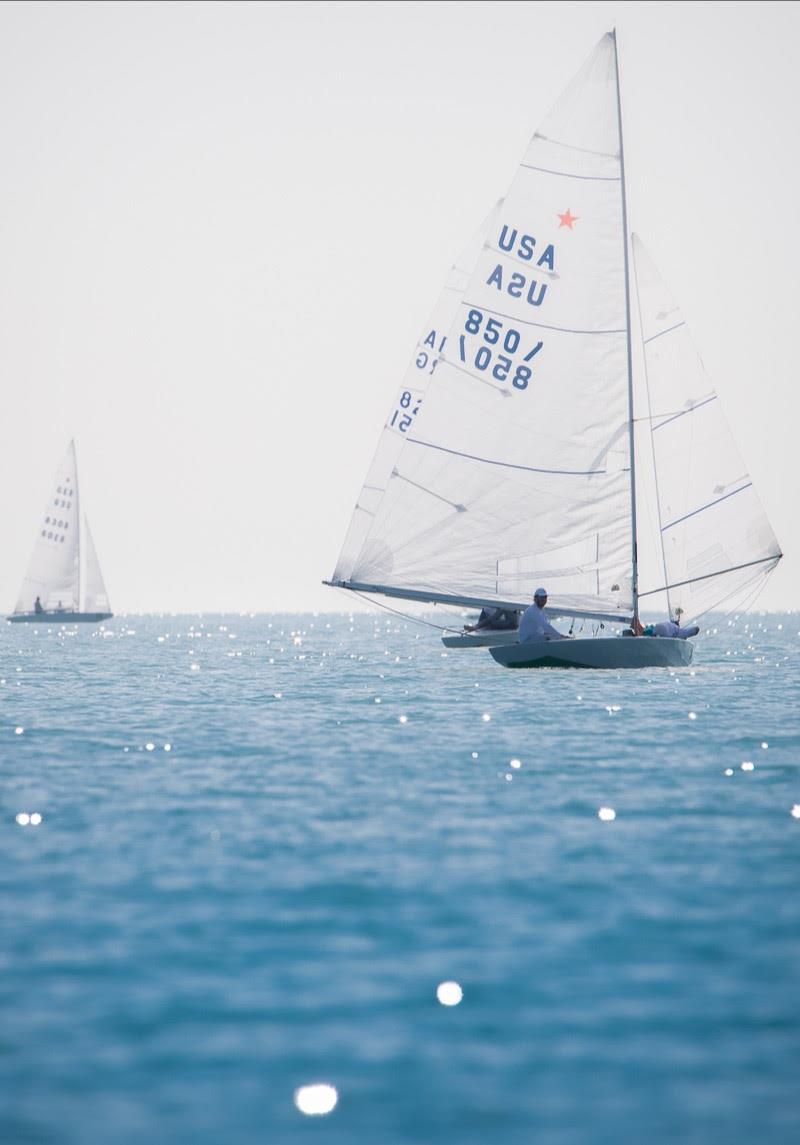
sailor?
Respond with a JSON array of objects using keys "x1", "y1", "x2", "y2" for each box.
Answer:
[
  {"x1": 643, "y1": 619, "x2": 700, "y2": 639},
  {"x1": 519, "y1": 587, "x2": 566, "y2": 643},
  {"x1": 33, "y1": 596, "x2": 44, "y2": 614},
  {"x1": 464, "y1": 607, "x2": 519, "y2": 633}
]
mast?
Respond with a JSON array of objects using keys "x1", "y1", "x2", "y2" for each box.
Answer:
[{"x1": 612, "y1": 29, "x2": 639, "y2": 626}]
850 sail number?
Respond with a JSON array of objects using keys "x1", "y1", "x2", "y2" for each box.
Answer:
[{"x1": 459, "y1": 309, "x2": 542, "y2": 390}]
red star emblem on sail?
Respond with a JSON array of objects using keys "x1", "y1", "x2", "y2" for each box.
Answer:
[{"x1": 557, "y1": 208, "x2": 578, "y2": 230}]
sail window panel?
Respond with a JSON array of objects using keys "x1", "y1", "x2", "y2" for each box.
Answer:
[{"x1": 496, "y1": 531, "x2": 631, "y2": 606}]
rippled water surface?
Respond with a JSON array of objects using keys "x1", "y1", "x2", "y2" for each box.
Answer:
[{"x1": 2, "y1": 612, "x2": 799, "y2": 1144}]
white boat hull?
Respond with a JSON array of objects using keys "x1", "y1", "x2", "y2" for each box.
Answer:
[
  {"x1": 7, "y1": 611, "x2": 112, "y2": 625},
  {"x1": 489, "y1": 636, "x2": 694, "y2": 670},
  {"x1": 442, "y1": 630, "x2": 519, "y2": 648}
]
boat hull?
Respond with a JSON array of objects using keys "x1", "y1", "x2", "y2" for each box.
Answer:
[
  {"x1": 7, "y1": 612, "x2": 113, "y2": 624},
  {"x1": 442, "y1": 630, "x2": 519, "y2": 648},
  {"x1": 489, "y1": 636, "x2": 694, "y2": 670}
]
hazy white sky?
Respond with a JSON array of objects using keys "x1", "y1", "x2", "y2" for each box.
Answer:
[{"x1": 0, "y1": 0, "x2": 796, "y2": 614}]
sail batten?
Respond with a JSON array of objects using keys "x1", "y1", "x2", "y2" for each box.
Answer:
[{"x1": 520, "y1": 162, "x2": 622, "y2": 182}]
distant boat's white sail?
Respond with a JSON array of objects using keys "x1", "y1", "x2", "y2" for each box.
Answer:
[
  {"x1": 633, "y1": 236, "x2": 782, "y2": 619},
  {"x1": 82, "y1": 517, "x2": 111, "y2": 614},
  {"x1": 14, "y1": 441, "x2": 81, "y2": 613},
  {"x1": 331, "y1": 34, "x2": 633, "y2": 621}
]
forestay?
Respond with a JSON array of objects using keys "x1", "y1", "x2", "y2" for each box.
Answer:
[
  {"x1": 331, "y1": 34, "x2": 633, "y2": 622},
  {"x1": 632, "y1": 237, "x2": 782, "y2": 619}
]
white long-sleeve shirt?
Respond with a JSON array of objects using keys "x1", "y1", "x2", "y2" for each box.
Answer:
[{"x1": 519, "y1": 602, "x2": 564, "y2": 643}]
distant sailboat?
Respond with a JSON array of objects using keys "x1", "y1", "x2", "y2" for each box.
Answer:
[
  {"x1": 7, "y1": 441, "x2": 113, "y2": 624},
  {"x1": 325, "y1": 32, "x2": 781, "y2": 669}
]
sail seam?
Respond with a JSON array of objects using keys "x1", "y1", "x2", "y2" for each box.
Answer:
[
  {"x1": 661, "y1": 483, "x2": 752, "y2": 532},
  {"x1": 643, "y1": 320, "x2": 685, "y2": 344},
  {"x1": 521, "y1": 162, "x2": 621, "y2": 182},
  {"x1": 406, "y1": 436, "x2": 618, "y2": 477},
  {"x1": 652, "y1": 394, "x2": 716, "y2": 431},
  {"x1": 460, "y1": 300, "x2": 626, "y2": 336},
  {"x1": 638, "y1": 554, "x2": 781, "y2": 597}
]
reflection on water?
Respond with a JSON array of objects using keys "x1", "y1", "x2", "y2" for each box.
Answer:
[{"x1": 1, "y1": 611, "x2": 799, "y2": 1144}]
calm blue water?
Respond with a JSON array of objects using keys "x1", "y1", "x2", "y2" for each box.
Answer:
[{"x1": 2, "y1": 612, "x2": 799, "y2": 1145}]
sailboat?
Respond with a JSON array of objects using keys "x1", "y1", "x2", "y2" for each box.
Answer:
[
  {"x1": 325, "y1": 32, "x2": 781, "y2": 669},
  {"x1": 7, "y1": 441, "x2": 113, "y2": 624}
]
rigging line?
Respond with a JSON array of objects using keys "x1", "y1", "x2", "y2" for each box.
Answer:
[
  {"x1": 643, "y1": 320, "x2": 685, "y2": 345},
  {"x1": 459, "y1": 299, "x2": 626, "y2": 337},
  {"x1": 652, "y1": 394, "x2": 717, "y2": 432},
  {"x1": 520, "y1": 161, "x2": 621, "y2": 182},
  {"x1": 405, "y1": 435, "x2": 616, "y2": 477},
  {"x1": 346, "y1": 588, "x2": 455, "y2": 632},
  {"x1": 637, "y1": 553, "x2": 781, "y2": 597},
  {"x1": 661, "y1": 483, "x2": 752, "y2": 533},
  {"x1": 705, "y1": 568, "x2": 772, "y2": 626}
]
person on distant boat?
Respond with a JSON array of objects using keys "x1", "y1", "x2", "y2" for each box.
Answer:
[
  {"x1": 34, "y1": 596, "x2": 44, "y2": 614},
  {"x1": 519, "y1": 588, "x2": 567, "y2": 643},
  {"x1": 643, "y1": 619, "x2": 700, "y2": 639},
  {"x1": 464, "y1": 607, "x2": 519, "y2": 633}
]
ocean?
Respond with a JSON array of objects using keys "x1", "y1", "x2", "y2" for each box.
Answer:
[{"x1": 2, "y1": 612, "x2": 799, "y2": 1144}]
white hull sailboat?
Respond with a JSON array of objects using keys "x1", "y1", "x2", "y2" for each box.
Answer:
[
  {"x1": 7, "y1": 441, "x2": 113, "y2": 625},
  {"x1": 326, "y1": 32, "x2": 781, "y2": 669}
]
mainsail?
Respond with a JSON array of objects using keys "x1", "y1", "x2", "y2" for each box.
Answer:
[
  {"x1": 14, "y1": 441, "x2": 81, "y2": 613},
  {"x1": 330, "y1": 34, "x2": 634, "y2": 623},
  {"x1": 632, "y1": 236, "x2": 782, "y2": 619}
]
